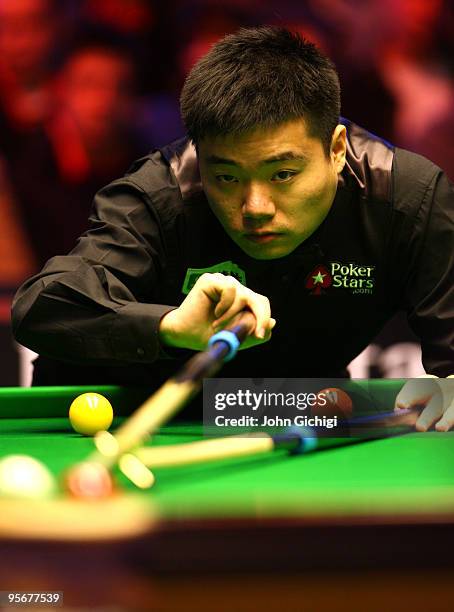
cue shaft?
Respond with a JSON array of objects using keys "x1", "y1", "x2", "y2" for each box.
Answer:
[
  {"x1": 96, "y1": 405, "x2": 425, "y2": 470},
  {"x1": 92, "y1": 312, "x2": 257, "y2": 466},
  {"x1": 112, "y1": 379, "x2": 197, "y2": 454},
  {"x1": 114, "y1": 406, "x2": 427, "y2": 487},
  {"x1": 134, "y1": 434, "x2": 275, "y2": 468},
  {"x1": 128, "y1": 408, "x2": 425, "y2": 470},
  {"x1": 92, "y1": 379, "x2": 197, "y2": 466}
]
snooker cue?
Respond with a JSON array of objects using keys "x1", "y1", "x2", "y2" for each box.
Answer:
[
  {"x1": 90, "y1": 311, "x2": 257, "y2": 467},
  {"x1": 125, "y1": 406, "x2": 424, "y2": 471}
]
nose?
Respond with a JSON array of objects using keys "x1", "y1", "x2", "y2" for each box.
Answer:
[{"x1": 241, "y1": 183, "x2": 276, "y2": 222}]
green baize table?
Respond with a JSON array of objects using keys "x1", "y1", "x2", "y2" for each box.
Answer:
[{"x1": 0, "y1": 384, "x2": 453, "y2": 612}]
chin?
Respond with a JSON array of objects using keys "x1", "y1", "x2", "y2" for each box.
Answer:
[{"x1": 239, "y1": 242, "x2": 293, "y2": 261}]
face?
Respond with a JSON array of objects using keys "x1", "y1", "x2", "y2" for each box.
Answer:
[
  {"x1": 0, "y1": 0, "x2": 56, "y2": 78},
  {"x1": 198, "y1": 118, "x2": 346, "y2": 260},
  {"x1": 60, "y1": 50, "x2": 135, "y2": 141}
]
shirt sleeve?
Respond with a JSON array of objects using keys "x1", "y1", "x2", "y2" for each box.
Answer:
[
  {"x1": 399, "y1": 166, "x2": 454, "y2": 376},
  {"x1": 12, "y1": 176, "x2": 178, "y2": 365}
]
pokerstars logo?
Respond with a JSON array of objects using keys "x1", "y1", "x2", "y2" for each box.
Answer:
[
  {"x1": 306, "y1": 262, "x2": 376, "y2": 295},
  {"x1": 331, "y1": 261, "x2": 375, "y2": 293}
]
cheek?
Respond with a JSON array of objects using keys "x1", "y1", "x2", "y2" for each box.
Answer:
[
  {"x1": 205, "y1": 190, "x2": 237, "y2": 225},
  {"x1": 297, "y1": 167, "x2": 337, "y2": 208},
  {"x1": 287, "y1": 172, "x2": 336, "y2": 227}
]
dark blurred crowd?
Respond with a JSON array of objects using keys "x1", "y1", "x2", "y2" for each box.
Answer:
[{"x1": 1, "y1": 0, "x2": 453, "y2": 285}]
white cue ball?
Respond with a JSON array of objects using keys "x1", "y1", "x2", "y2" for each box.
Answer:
[{"x1": 0, "y1": 455, "x2": 56, "y2": 499}]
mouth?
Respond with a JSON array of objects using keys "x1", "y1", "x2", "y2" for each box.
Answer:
[{"x1": 243, "y1": 232, "x2": 281, "y2": 244}]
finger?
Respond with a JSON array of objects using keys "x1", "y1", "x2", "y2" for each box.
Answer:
[
  {"x1": 199, "y1": 273, "x2": 231, "y2": 301},
  {"x1": 246, "y1": 294, "x2": 272, "y2": 339},
  {"x1": 200, "y1": 274, "x2": 272, "y2": 340},
  {"x1": 201, "y1": 275, "x2": 244, "y2": 320},
  {"x1": 216, "y1": 314, "x2": 276, "y2": 351},
  {"x1": 415, "y1": 392, "x2": 444, "y2": 431},
  {"x1": 215, "y1": 291, "x2": 271, "y2": 339},
  {"x1": 439, "y1": 378, "x2": 454, "y2": 413},
  {"x1": 435, "y1": 401, "x2": 454, "y2": 432},
  {"x1": 213, "y1": 283, "x2": 237, "y2": 319},
  {"x1": 213, "y1": 294, "x2": 249, "y2": 329},
  {"x1": 395, "y1": 393, "x2": 433, "y2": 410},
  {"x1": 238, "y1": 317, "x2": 276, "y2": 349},
  {"x1": 394, "y1": 378, "x2": 439, "y2": 411},
  {"x1": 247, "y1": 317, "x2": 276, "y2": 342}
]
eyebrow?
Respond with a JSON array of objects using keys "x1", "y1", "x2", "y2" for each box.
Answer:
[{"x1": 206, "y1": 152, "x2": 307, "y2": 166}]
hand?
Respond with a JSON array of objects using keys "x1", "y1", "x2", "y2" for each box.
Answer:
[
  {"x1": 159, "y1": 273, "x2": 276, "y2": 352},
  {"x1": 394, "y1": 376, "x2": 454, "y2": 431}
]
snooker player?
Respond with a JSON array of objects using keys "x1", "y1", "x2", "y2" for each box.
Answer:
[{"x1": 11, "y1": 27, "x2": 454, "y2": 429}]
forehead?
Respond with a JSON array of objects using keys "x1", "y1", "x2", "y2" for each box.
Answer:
[{"x1": 198, "y1": 118, "x2": 323, "y2": 164}]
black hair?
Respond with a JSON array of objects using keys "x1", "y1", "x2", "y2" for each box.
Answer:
[{"x1": 180, "y1": 26, "x2": 341, "y2": 153}]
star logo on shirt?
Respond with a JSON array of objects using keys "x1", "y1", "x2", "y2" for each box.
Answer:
[
  {"x1": 312, "y1": 271, "x2": 326, "y2": 284},
  {"x1": 305, "y1": 264, "x2": 332, "y2": 295}
]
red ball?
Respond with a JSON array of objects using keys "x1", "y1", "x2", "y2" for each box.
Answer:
[
  {"x1": 64, "y1": 461, "x2": 114, "y2": 499},
  {"x1": 312, "y1": 388, "x2": 353, "y2": 419}
]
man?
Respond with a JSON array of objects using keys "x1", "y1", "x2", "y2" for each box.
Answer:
[
  {"x1": 12, "y1": 27, "x2": 454, "y2": 428},
  {"x1": 9, "y1": 35, "x2": 146, "y2": 268}
]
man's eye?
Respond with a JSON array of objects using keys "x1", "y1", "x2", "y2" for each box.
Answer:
[
  {"x1": 216, "y1": 174, "x2": 238, "y2": 184},
  {"x1": 271, "y1": 170, "x2": 298, "y2": 182}
]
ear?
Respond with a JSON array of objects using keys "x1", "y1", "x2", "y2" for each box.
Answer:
[{"x1": 330, "y1": 124, "x2": 347, "y2": 174}]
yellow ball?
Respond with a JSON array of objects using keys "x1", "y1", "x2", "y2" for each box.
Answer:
[{"x1": 69, "y1": 393, "x2": 114, "y2": 436}]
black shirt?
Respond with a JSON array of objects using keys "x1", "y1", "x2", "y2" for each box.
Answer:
[{"x1": 12, "y1": 120, "x2": 454, "y2": 386}]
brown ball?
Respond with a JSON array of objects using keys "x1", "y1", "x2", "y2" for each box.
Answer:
[{"x1": 312, "y1": 388, "x2": 353, "y2": 419}]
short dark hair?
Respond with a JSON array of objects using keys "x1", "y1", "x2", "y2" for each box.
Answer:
[{"x1": 180, "y1": 26, "x2": 341, "y2": 153}]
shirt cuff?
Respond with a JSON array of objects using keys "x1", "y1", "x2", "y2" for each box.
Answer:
[{"x1": 110, "y1": 302, "x2": 176, "y2": 363}]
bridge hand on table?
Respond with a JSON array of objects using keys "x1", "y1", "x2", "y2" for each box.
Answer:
[{"x1": 394, "y1": 377, "x2": 454, "y2": 432}]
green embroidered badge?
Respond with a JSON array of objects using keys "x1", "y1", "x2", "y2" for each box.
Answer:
[{"x1": 182, "y1": 261, "x2": 247, "y2": 294}]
